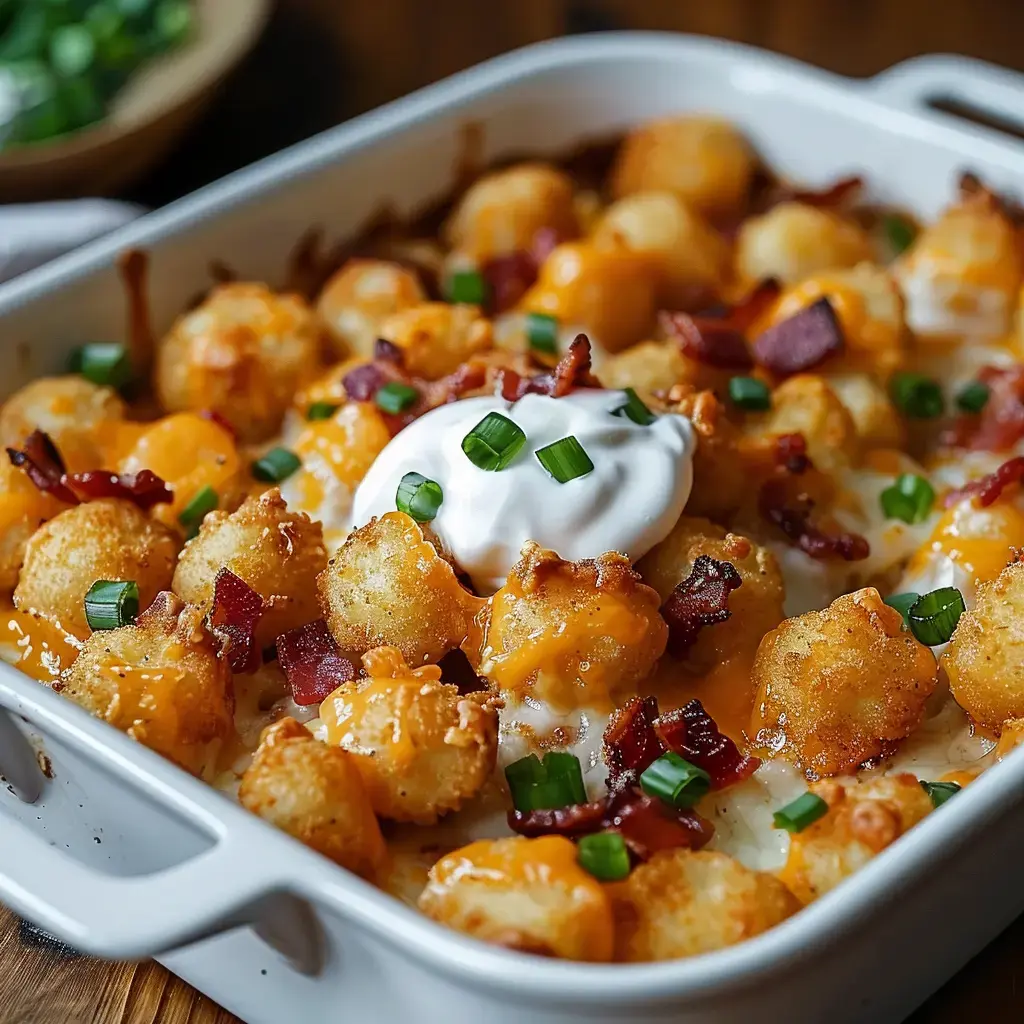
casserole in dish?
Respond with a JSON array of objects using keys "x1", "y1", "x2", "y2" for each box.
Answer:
[{"x1": 3, "y1": 31, "x2": 1024, "y2": 1024}]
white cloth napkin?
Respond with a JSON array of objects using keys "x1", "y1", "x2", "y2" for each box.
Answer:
[{"x1": 0, "y1": 200, "x2": 144, "y2": 285}]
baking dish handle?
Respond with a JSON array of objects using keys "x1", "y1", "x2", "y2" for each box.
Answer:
[{"x1": 867, "y1": 55, "x2": 1024, "y2": 136}]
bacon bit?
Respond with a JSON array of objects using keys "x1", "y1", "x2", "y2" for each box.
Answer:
[
  {"x1": 6, "y1": 430, "x2": 172, "y2": 509},
  {"x1": 341, "y1": 360, "x2": 403, "y2": 402},
  {"x1": 480, "y1": 251, "x2": 538, "y2": 314},
  {"x1": 209, "y1": 569, "x2": 264, "y2": 675},
  {"x1": 437, "y1": 649, "x2": 489, "y2": 695},
  {"x1": 374, "y1": 338, "x2": 404, "y2": 363},
  {"x1": 774, "y1": 432, "x2": 811, "y2": 474},
  {"x1": 752, "y1": 298, "x2": 844, "y2": 377},
  {"x1": 604, "y1": 696, "x2": 664, "y2": 793},
  {"x1": 507, "y1": 799, "x2": 608, "y2": 839},
  {"x1": 660, "y1": 555, "x2": 743, "y2": 658},
  {"x1": 758, "y1": 477, "x2": 870, "y2": 561},
  {"x1": 655, "y1": 699, "x2": 761, "y2": 789},
  {"x1": 117, "y1": 248, "x2": 153, "y2": 371},
  {"x1": 277, "y1": 618, "x2": 354, "y2": 705},
  {"x1": 500, "y1": 334, "x2": 601, "y2": 400},
  {"x1": 947, "y1": 366, "x2": 1024, "y2": 453},
  {"x1": 943, "y1": 456, "x2": 1024, "y2": 509},
  {"x1": 774, "y1": 174, "x2": 864, "y2": 208},
  {"x1": 660, "y1": 312, "x2": 753, "y2": 370}
]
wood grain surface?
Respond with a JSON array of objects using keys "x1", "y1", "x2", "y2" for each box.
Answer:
[{"x1": 5, "y1": 0, "x2": 1024, "y2": 1020}]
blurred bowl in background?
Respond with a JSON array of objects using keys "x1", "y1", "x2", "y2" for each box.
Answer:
[{"x1": 0, "y1": 0, "x2": 270, "y2": 202}]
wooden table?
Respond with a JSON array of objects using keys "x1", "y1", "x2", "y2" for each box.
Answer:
[{"x1": 4, "y1": 0, "x2": 1024, "y2": 1019}]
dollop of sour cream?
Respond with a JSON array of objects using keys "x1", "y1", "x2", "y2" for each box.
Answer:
[{"x1": 350, "y1": 390, "x2": 695, "y2": 594}]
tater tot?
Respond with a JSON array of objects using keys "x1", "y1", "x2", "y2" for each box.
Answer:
[
  {"x1": 239, "y1": 717, "x2": 386, "y2": 879},
  {"x1": 0, "y1": 458, "x2": 66, "y2": 593},
  {"x1": 592, "y1": 191, "x2": 730, "y2": 307},
  {"x1": 316, "y1": 259, "x2": 426, "y2": 360},
  {"x1": 62, "y1": 594, "x2": 233, "y2": 776},
  {"x1": 611, "y1": 116, "x2": 755, "y2": 222},
  {"x1": 944, "y1": 560, "x2": 1024, "y2": 730},
  {"x1": 443, "y1": 163, "x2": 578, "y2": 261},
  {"x1": 468, "y1": 542, "x2": 666, "y2": 711},
  {"x1": 419, "y1": 836, "x2": 613, "y2": 961},
  {"x1": 317, "y1": 646, "x2": 498, "y2": 824},
  {"x1": 995, "y1": 717, "x2": 1024, "y2": 760},
  {"x1": 751, "y1": 588, "x2": 938, "y2": 776},
  {"x1": 778, "y1": 774, "x2": 932, "y2": 903},
  {"x1": 154, "y1": 283, "x2": 321, "y2": 442},
  {"x1": 378, "y1": 302, "x2": 493, "y2": 379},
  {"x1": 0, "y1": 376, "x2": 126, "y2": 471},
  {"x1": 735, "y1": 203, "x2": 872, "y2": 286},
  {"x1": 173, "y1": 489, "x2": 327, "y2": 650},
  {"x1": 520, "y1": 242, "x2": 657, "y2": 353},
  {"x1": 827, "y1": 372, "x2": 905, "y2": 450},
  {"x1": 599, "y1": 340, "x2": 694, "y2": 401},
  {"x1": 317, "y1": 511, "x2": 481, "y2": 665},
  {"x1": 610, "y1": 849, "x2": 800, "y2": 961},
  {"x1": 15, "y1": 499, "x2": 179, "y2": 639}
]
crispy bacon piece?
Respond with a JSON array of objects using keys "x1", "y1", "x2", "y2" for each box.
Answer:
[
  {"x1": 660, "y1": 312, "x2": 753, "y2": 370},
  {"x1": 604, "y1": 696, "x2": 664, "y2": 793},
  {"x1": 6, "y1": 430, "x2": 172, "y2": 509},
  {"x1": 374, "y1": 338, "x2": 403, "y2": 363},
  {"x1": 943, "y1": 456, "x2": 1024, "y2": 509},
  {"x1": 660, "y1": 555, "x2": 743, "y2": 658},
  {"x1": 946, "y1": 366, "x2": 1024, "y2": 453},
  {"x1": 655, "y1": 699, "x2": 761, "y2": 789},
  {"x1": 209, "y1": 568, "x2": 264, "y2": 675},
  {"x1": 774, "y1": 174, "x2": 864, "y2": 208},
  {"x1": 480, "y1": 251, "x2": 538, "y2": 314},
  {"x1": 774, "y1": 432, "x2": 811, "y2": 474},
  {"x1": 277, "y1": 618, "x2": 355, "y2": 706},
  {"x1": 758, "y1": 477, "x2": 870, "y2": 561},
  {"x1": 437, "y1": 648, "x2": 488, "y2": 695},
  {"x1": 752, "y1": 298, "x2": 844, "y2": 377},
  {"x1": 341, "y1": 360, "x2": 404, "y2": 402},
  {"x1": 500, "y1": 334, "x2": 601, "y2": 401}
]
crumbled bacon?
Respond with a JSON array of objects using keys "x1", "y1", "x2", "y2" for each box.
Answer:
[
  {"x1": 774, "y1": 432, "x2": 811, "y2": 475},
  {"x1": 774, "y1": 174, "x2": 864, "y2": 208},
  {"x1": 341, "y1": 360, "x2": 404, "y2": 402},
  {"x1": 7, "y1": 429, "x2": 172, "y2": 510},
  {"x1": 480, "y1": 251, "x2": 538, "y2": 314},
  {"x1": 943, "y1": 456, "x2": 1024, "y2": 509},
  {"x1": 277, "y1": 618, "x2": 355, "y2": 705},
  {"x1": 209, "y1": 569, "x2": 264, "y2": 675},
  {"x1": 752, "y1": 298, "x2": 844, "y2": 377},
  {"x1": 959, "y1": 171, "x2": 1024, "y2": 225},
  {"x1": 758, "y1": 477, "x2": 869, "y2": 561},
  {"x1": 499, "y1": 334, "x2": 601, "y2": 400},
  {"x1": 604, "y1": 696, "x2": 664, "y2": 793},
  {"x1": 946, "y1": 366, "x2": 1024, "y2": 453},
  {"x1": 374, "y1": 338, "x2": 403, "y2": 363},
  {"x1": 660, "y1": 555, "x2": 743, "y2": 658},
  {"x1": 660, "y1": 312, "x2": 754, "y2": 370},
  {"x1": 437, "y1": 648, "x2": 488, "y2": 695},
  {"x1": 655, "y1": 699, "x2": 761, "y2": 789}
]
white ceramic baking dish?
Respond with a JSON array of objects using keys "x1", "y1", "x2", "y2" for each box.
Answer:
[{"x1": 2, "y1": 32, "x2": 1024, "y2": 1024}]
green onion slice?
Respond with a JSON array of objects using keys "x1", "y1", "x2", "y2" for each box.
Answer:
[
  {"x1": 179, "y1": 485, "x2": 218, "y2": 539},
  {"x1": 68, "y1": 343, "x2": 132, "y2": 389},
  {"x1": 955, "y1": 381, "x2": 990, "y2": 414},
  {"x1": 84, "y1": 580, "x2": 139, "y2": 631},
  {"x1": 773, "y1": 792, "x2": 829, "y2": 833},
  {"x1": 920, "y1": 779, "x2": 961, "y2": 808},
  {"x1": 306, "y1": 401, "x2": 339, "y2": 421},
  {"x1": 577, "y1": 832, "x2": 631, "y2": 882},
  {"x1": 375, "y1": 381, "x2": 419, "y2": 415},
  {"x1": 461, "y1": 412, "x2": 526, "y2": 471},
  {"x1": 504, "y1": 751, "x2": 587, "y2": 811},
  {"x1": 526, "y1": 312, "x2": 559, "y2": 355},
  {"x1": 639, "y1": 752, "x2": 711, "y2": 809},
  {"x1": 728, "y1": 376, "x2": 772, "y2": 411},
  {"x1": 395, "y1": 471, "x2": 443, "y2": 523},
  {"x1": 252, "y1": 447, "x2": 301, "y2": 484},
  {"x1": 882, "y1": 213, "x2": 917, "y2": 256},
  {"x1": 447, "y1": 269, "x2": 487, "y2": 306},
  {"x1": 614, "y1": 387, "x2": 656, "y2": 426},
  {"x1": 907, "y1": 587, "x2": 966, "y2": 646},
  {"x1": 884, "y1": 591, "x2": 920, "y2": 627},
  {"x1": 879, "y1": 473, "x2": 935, "y2": 525},
  {"x1": 890, "y1": 372, "x2": 944, "y2": 419},
  {"x1": 535, "y1": 436, "x2": 594, "y2": 484}
]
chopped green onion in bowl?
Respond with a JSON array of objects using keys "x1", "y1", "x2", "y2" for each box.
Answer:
[
  {"x1": 252, "y1": 447, "x2": 301, "y2": 484},
  {"x1": 772, "y1": 792, "x2": 828, "y2": 833},
  {"x1": 614, "y1": 387, "x2": 655, "y2": 426},
  {"x1": 395, "y1": 471, "x2": 443, "y2": 523},
  {"x1": 956, "y1": 381, "x2": 990, "y2": 414},
  {"x1": 84, "y1": 578, "x2": 139, "y2": 631},
  {"x1": 728, "y1": 376, "x2": 771, "y2": 411},
  {"x1": 535, "y1": 435, "x2": 593, "y2": 484},
  {"x1": 884, "y1": 591, "x2": 920, "y2": 627},
  {"x1": 525, "y1": 312, "x2": 558, "y2": 355},
  {"x1": 890, "y1": 372, "x2": 944, "y2": 419},
  {"x1": 906, "y1": 587, "x2": 966, "y2": 646},
  {"x1": 920, "y1": 780, "x2": 961, "y2": 808},
  {"x1": 879, "y1": 473, "x2": 935, "y2": 525},
  {"x1": 461, "y1": 412, "x2": 526, "y2": 471},
  {"x1": 639, "y1": 752, "x2": 711, "y2": 809},
  {"x1": 577, "y1": 832, "x2": 631, "y2": 882}
]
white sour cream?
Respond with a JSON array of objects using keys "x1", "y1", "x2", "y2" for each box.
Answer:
[{"x1": 350, "y1": 390, "x2": 695, "y2": 593}]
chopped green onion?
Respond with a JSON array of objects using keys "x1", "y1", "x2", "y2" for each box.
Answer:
[
  {"x1": 879, "y1": 473, "x2": 935, "y2": 525},
  {"x1": 447, "y1": 269, "x2": 487, "y2": 306},
  {"x1": 956, "y1": 381, "x2": 991, "y2": 414},
  {"x1": 885, "y1": 591, "x2": 920, "y2": 627},
  {"x1": 525, "y1": 312, "x2": 558, "y2": 355},
  {"x1": 920, "y1": 780, "x2": 961, "y2": 808},
  {"x1": 639, "y1": 752, "x2": 711, "y2": 809},
  {"x1": 461, "y1": 412, "x2": 526, "y2": 471},
  {"x1": 728, "y1": 376, "x2": 771, "y2": 411},
  {"x1": 84, "y1": 580, "x2": 139, "y2": 631},
  {"x1": 375, "y1": 381, "x2": 419, "y2": 415},
  {"x1": 395, "y1": 472, "x2": 443, "y2": 523},
  {"x1": 179, "y1": 485, "x2": 217, "y2": 539},
  {"x1": 504, "y1": 751, "x2": 586, "y2": 811},
  {"x1": 773, "y1": 792, "x2": 828, "y2": 833},
  {"x1": 907, "y1": 587, "x2": 966, "y2": 646},
  {"x1": 882, "y1": 213, "x2": 917, "y2": 256},
  {"x1": 577, "y1": 832, "x2": 631, "y2": 882},
  {"x1": 306, "y1": 401, "x2": 339, "y2": 421},
  {"x1": 252, "y1": 447, "x2": 301, "y2": 484},
  {"x1": 614, "y1": 387, "x2": 656, "y2": 426},
  {"x1": 68, "y1": 343, "x2": 132, "y2": 389},
  {"x1": 535, "y1": 436, "x2": 594, "y2": 484},
  {"x1": 890, "y1": 372, "x2": 944, "y2": 419},
  {"x1": 50, "y1": 24, "x2": 96, "y2": 78}
]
